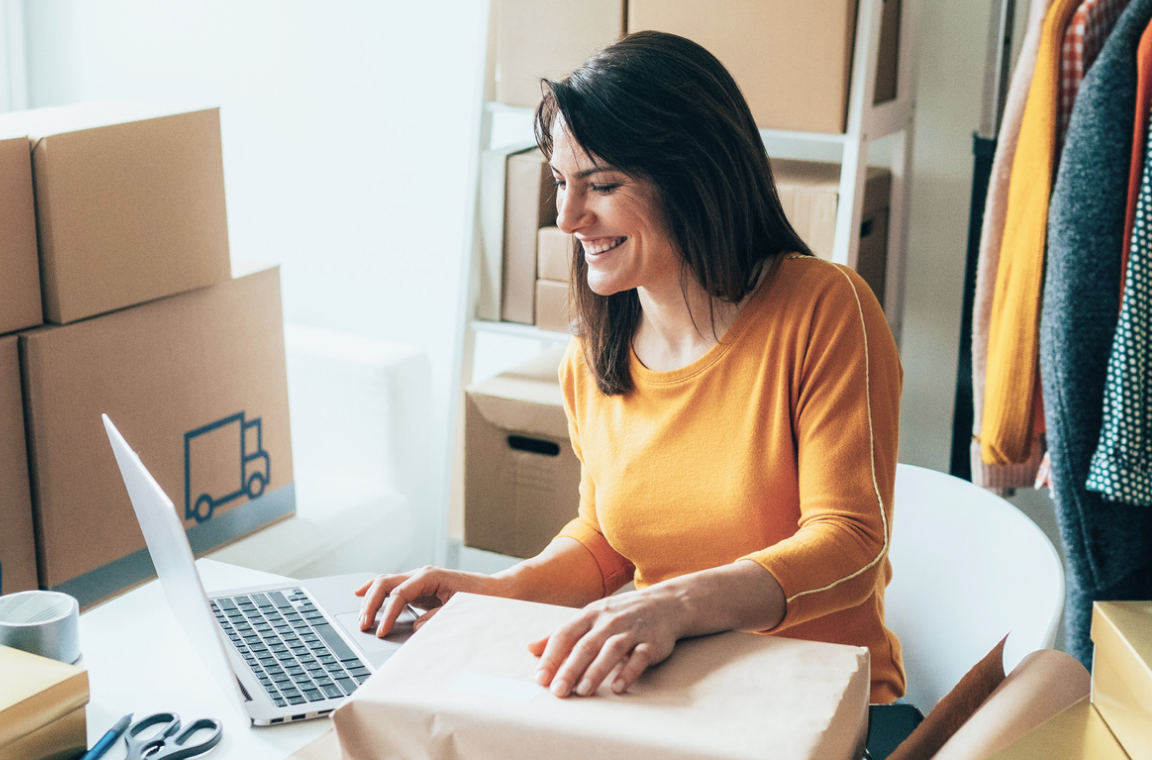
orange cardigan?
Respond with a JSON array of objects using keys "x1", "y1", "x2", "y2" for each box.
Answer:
[{"x1": 556, "y1": 256, "x2": 905, "y2": 703}]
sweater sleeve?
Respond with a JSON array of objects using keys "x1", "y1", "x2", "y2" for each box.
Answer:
[
  {"x1": 741, "y1": 265, "x2": 902, "y2": 632},
  {"x1": 554, "y1": 342, "x2": 636, "y2": 596}
]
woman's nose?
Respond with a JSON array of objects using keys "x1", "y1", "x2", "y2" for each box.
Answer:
[{"x1": 556, "y1": 190, "x2": 591, "y2": 234}]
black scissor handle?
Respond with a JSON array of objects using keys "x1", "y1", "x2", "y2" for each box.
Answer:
[
  {"x1": 153, "y1": 717, "x2": 224, "y2": 760},
  {"x1": 124, "y1": 712, "x2": 181, "y2": 759}
]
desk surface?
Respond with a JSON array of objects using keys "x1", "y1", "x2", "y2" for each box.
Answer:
[{"x1": 79, "y1": 559, "x2": 336, "y2": 759}]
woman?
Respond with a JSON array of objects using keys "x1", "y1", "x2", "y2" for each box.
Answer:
[{"x1": 358, "y1": 30, "x2": 905, "y2": 704}]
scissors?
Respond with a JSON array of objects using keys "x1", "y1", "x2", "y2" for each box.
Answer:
[{"x1": 123, "y1": 712, "x2": 223, "y2": 760}]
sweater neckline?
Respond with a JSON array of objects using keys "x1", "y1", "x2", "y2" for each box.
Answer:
[{"x1": 628, "y1": 257, "x2": 784, "y2": 385}]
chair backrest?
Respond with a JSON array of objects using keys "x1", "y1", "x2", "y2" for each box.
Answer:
[{"x1": 884, "y1": 463, "x2": 1064, "y2": 711}]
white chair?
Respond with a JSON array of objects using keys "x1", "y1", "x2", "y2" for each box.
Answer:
[{"x1": 884, "y1": 463, "x2": 1064, "y2": 712}]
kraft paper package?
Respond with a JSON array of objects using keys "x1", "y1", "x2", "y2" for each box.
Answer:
[{"x1": 333, "y1": 593, "x2": 870, "y2": 760}]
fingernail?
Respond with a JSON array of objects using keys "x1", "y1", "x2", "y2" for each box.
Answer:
[
  {"x1": 535, "y1": 669, "x2": 548, "y2": 686},
  {"x1": 613, "y1": 678, "x2": 626, "y2": 694},
  {"x1": 552, "y1": 679, "x2": 569, "y2": 696},
  {"x1": 577, "y1": 679, "x2": 592, "y2": 696}
]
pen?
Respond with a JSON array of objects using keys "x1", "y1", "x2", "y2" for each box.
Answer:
[{"x1": 79, "y1": 712, "x2": 132, "y2": 760}]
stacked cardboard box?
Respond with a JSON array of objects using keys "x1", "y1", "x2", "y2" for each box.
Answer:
[
  {"x1": 1089, "y1": 602, "x2": 1152, "y2": 759},
  {"x1": 628, "y1": 0, "x2": 901, "y2": 133},
  {"x1": 464, "y1": 347, "x2": 578, "y2": 559},
  {"x1": 534, "y1": 226, "x2": 574, "y2": 334},
  {"x1": 772, "y1": 158, "x2": 892, "y2": 305},
  {"x1": 0, "y1": 103, "x2": 294, "y2": 607},
  {"x1": 0, "y1": 646, "x2": 89, "y2": 760},
  {"x1": 493, "y1": 0, "x2": 625, "y2": 108},
  {"x1": 0, "y1": 336, "x2": 37, "y2": 595}
]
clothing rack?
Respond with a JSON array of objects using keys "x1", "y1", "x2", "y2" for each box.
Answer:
[{"x1": 951, "y1": 0, "x2": 1017, "y2": 480}]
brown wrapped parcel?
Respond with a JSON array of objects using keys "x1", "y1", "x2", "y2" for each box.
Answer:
[{"x1": 333, "y1": 593, "x2": 869, "y2": 760}]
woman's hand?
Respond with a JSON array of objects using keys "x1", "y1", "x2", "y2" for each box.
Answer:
[
  {"x1": 528, "y1": 585, "x2": 684, "y2": 698},
  {"x1": 354, "y1": 567, "x2": 501, "y2": 638},
  {"x1": 530, "y1": 560, "x2": 786, "y2": 698}
]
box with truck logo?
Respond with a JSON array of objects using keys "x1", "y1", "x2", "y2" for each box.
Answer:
[{"x1": 19, "y1": 265, "x2": 294, "y2": 608}]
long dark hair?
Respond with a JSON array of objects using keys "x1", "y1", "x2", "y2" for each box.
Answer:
[{"x1": 535, "y1": 30, "x2": 812, "y2": 395}]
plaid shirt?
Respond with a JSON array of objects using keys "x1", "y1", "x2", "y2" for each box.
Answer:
[{"x1": 1058, "y1": 0, "x2": 1130, "y2": 151}]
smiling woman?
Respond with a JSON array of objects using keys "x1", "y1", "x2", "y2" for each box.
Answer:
[{"x1": 357, "y1": 30, "x2": 905, "y2": 706}]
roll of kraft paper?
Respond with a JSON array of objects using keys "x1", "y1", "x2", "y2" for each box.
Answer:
[{"x1": 0, "y1": 590, "x2": 81, "y2": 664}]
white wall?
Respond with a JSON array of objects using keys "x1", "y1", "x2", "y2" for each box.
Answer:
[{"x1": 17, "y1": 0, "x2": 488, "y2": 567}]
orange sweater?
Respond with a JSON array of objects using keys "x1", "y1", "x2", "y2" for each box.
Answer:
[{"x1": 556, "y1": 256, "x2": 905, "y2": 703}]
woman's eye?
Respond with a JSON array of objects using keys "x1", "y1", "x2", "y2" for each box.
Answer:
[
  {"x1": 552, "y1": 178, "x2": 566, "y2": 189},
  {"x1": 591, "y1": 183, "x2": 620, "y2": 194}
]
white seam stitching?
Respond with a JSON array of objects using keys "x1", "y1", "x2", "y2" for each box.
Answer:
[{"x1": 784, "y1": 263, "x2": 890, "y2": 605}]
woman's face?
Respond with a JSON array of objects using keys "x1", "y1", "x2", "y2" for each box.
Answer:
[{"x1": 549, "y1": 120, "x2": 680, "y2": 298}]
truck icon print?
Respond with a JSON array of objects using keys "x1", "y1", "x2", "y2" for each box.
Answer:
[{"x1": 184, "y1": 412, "x2": 271, "y2": 523}]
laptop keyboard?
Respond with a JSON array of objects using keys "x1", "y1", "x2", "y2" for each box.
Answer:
[{"x1": 211, "y1": 589, "x2": 372, "y2": 707}]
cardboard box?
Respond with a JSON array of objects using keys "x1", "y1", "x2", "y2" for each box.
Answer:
[
  {"x1": 0, "y1": 137, "x2": 42, "y2": 336},
  {"x1": 628, "y1": 0, "x2": 899, "y2": 133},
  {"x1": 20, "y1": 266, "x2": 294, "y2": 608},
  {"x1": 0, "y1": 102, "x2": 232, "y2": 325},
  {"x1": 534, "y1": 280, "x2": 571, "y2": 334},
  {"x1": 985, "y1": 697, "x2": 1129, "y2": 760},
  {"x1": 334, "y1": 593, "x2": 870, "y2": 760},
  {"x1": 0, "y1": 336, "x2": 38, "y2": 594},
  {"x1": 0, "y1": 646, "x2": 89, "y2": 760},
  {"x1": 464, "y1": 347, "x2": 578, "y2": 559},
  {"x1": 771, "y1": 158, "x2": 892, "y2": 303},
  {"x1": 495, "y1": 0, "x2": 625, "y2": 108},
  {"x1": 502, "y1": 149, "x2": 558, "y2": 324},
  {"x1": 478, "y1": 143, "x2": 536, "y2": 321},
  {"x1": 1091, "y1": 601, "x2": 1152, "y2": 760},
  {"x1": 536, "y1": 226, "x2": 573, "y2": 282}
]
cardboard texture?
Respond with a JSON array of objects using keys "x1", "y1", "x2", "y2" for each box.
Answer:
[
  {"x1": 502, "y1": 149, "x2": 558, "y2": 324},
  {"x1": 629, "y1": 0, "x2": 884, "y2": 133},
  {"x1": 536, "y1": 225, "x2": 573, "y2": 282},
  {"x1": 494, "y1": 0, "x2": 625, "y2": 108},
  {"x1": 534, "y1": 279, "x2": 571, "y2": 334},
  {"x1": 1091, "y1": 601, "x2": 1152, "y2": 760},
  {"x1": 478, "y1": 143, "x2": 535, "y2": 321},
  {"x1": 0, "y1": 137, "x2": 42, "y2": 336},
  {"x1": 0, "y1": 645, "x2": 89, "y2": 760},
  {"x1": 0, "y1": 102, "x2": 231, "y2": 325},
  {"x1": 983, "y1": 698, "x2": 1129, "y2": 760},
  {"x1": 464, "y1": 346, "x2": 578, "y2": 559},
  {"x1": 771, "y1": 158, "x2": 892, "y2": 303},
  {"x1": 0, "y1": 336, "x2": 38, "y2": 594},
  {"x1": 334, "y1": 593, "x2": 870, "y2": 760},
  {"x1": 20, "y1": 267, "x2": 295, "y2": 609}
]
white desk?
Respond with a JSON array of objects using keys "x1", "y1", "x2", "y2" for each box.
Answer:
[{"x1": 78, "y1": 559, "x2": 336, "y2": 759}]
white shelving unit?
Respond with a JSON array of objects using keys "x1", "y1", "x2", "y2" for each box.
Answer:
[{"x1": 440, "y1": 0, "x2": 917, "y2": 567}]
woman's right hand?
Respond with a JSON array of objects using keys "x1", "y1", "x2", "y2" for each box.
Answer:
[{"x1": 354, "y1": 566, "x2": 503, "y2": 638}]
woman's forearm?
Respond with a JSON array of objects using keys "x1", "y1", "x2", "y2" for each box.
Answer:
[
  {"x1": 659, "y1": 559, "x2": 786, "y2": 639},
  {"x1": 491, "y1": 536, "x2": 607, "y2": 608}
]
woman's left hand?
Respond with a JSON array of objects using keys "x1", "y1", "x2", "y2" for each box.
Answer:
[
  {"x1": 529, "y1": 560, "x2": 787, "y2": 698},
  {"x1": 528, "y1": 585, "x2": 684, "y2": 698}
]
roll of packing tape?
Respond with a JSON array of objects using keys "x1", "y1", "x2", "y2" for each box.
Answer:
[{"x1": 0, "y1": 590, "x2": 81, "y2": 664}]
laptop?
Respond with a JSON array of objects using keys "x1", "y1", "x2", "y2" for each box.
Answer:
[{"x1": 102, "y1": 413, "x2": 415, "y2": 725}]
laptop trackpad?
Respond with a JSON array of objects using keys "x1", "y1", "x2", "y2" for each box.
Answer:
[{"x1": 333, "y1": 611, "x2": 412, "y2": 665}]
